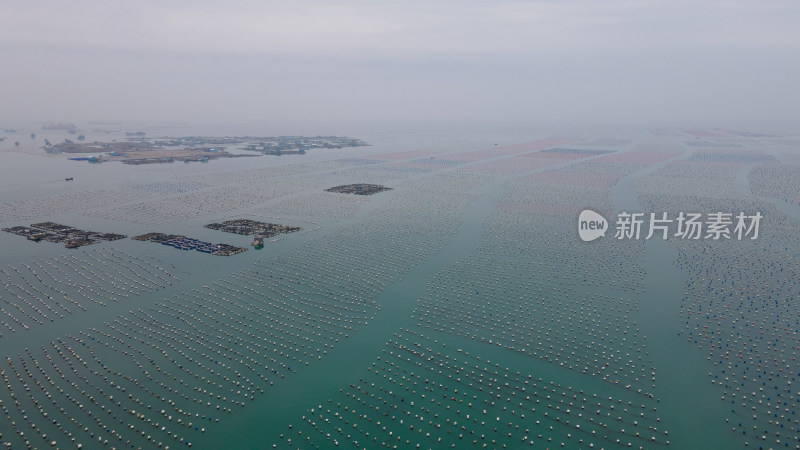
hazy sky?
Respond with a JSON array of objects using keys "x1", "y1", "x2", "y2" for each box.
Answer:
[{"x1": 1, "y1": 0, "x2": 798, "y2": 129}]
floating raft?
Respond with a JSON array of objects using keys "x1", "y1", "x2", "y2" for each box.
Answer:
[
  {"x1": 132, "y1": 233, "x2": 247, "y2": 256},
  {"x1": 3, "y1": 221, "x2": 126, "y2": 248},
  {"x1": 325, "y1": 183, "x2": 392, "y2": 195},
  {"x1": 204, "y1": 219, "x2": 300, "y2": 236}
]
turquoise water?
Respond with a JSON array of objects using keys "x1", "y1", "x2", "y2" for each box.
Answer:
[{"x1": 0, "y1": 124, "x2": 798, "y2": 449}]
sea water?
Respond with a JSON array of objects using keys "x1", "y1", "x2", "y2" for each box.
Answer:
[{"x1": 0, "y1": 123, "x2": 797, "y2": 449}]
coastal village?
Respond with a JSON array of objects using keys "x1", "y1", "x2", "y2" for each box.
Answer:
[{"x1": 40, "y1": 129, "x2": 369, "y2": 165}]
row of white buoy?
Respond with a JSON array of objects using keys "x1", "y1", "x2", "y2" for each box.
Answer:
[
  {"x1": 640, "y1": 153, "x2": 800, "y2": 448},
  {"x1": 0, "y1": 187, "x2": 149, "y2": 224},
  {"x1": 259, "y1": 192, "x2": 367, "y2": 221},
  {"x1": 279, "y1": 329, "x2": 668, "y2": 449},
  {"x1": 2, "y1": 142, "x2": 644, "y2": 449},
  {"x1": 90, "y1": 175, "x2": 316, "y2": 225},
  {"x1": 0, "y1": 233, "x2": 403, "y2": 448},
  {"x1": 127, "y1": 181, "x2": 208, "y2": 197},
  {"x1": 411, "y1": 247, "x2": 653, "y2": 393},
  {"x1": 0, "y1": 248, "x2": 180, "y2": 338},
  {"x1": 749, "y1": 163, "x2": 800, "y2": 205},
  {"x1": 269, "y1": 149, "x2": 667, "y2": 447},
  {"x1": 490, "y1": 180, "x2": 648, "y2": 294},
  {"x1": 0, "y1": 342, "x2": 192, "y2": 449}
]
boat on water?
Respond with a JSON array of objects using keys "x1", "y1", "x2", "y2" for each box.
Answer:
[
  {"x1": 65, "y1": 177, "x2": 74, "y2": 181},
  {"x1": 252, "y1": 234, "x2": 264, "y2": 249}
]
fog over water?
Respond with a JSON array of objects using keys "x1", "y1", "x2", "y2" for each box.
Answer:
[{"x1": 1, "y1": 0, "x2": 798, "y2": 131}]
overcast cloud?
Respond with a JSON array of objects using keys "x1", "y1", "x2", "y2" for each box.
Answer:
[{"x1": 1, "y1": 0, "x2": 798, "y2": 130}]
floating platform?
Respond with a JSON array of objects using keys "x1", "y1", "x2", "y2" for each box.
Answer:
[
  {"x1": 3, "y1": 222, "x2": 126, "y2": 249},
  {"x1": 132, "y1": 233, "x2": 247, "y2": 256},
  {"x1": 324, "y1": 183, "x2": 392, "y2": 195},
  {"x1": 204, "y1": 219, "x2": 301, "y2": 237}
]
